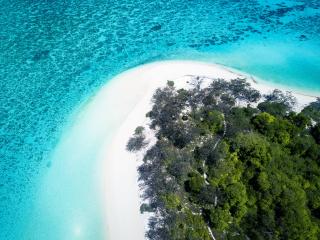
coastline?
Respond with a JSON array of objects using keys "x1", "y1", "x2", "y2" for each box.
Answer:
[{"x1": 95, "y1": 60, "x2": 318, "y2": 239}]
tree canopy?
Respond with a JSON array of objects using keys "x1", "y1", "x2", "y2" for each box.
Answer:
[{"x1": 128, "y1": 78, "x2": 320, "y2": 240}]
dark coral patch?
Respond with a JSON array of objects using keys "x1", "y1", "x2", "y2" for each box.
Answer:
[
  {"x1": 150, "y1": 24, "x2": 162, "y2": 31},
  {"x1": 32, "y1": 50, "x2": 50, "y2": 61}
]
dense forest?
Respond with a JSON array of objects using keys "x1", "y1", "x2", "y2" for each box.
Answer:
[{"x1": 127, "y1": 77, "x2": 320, "y2": 240}]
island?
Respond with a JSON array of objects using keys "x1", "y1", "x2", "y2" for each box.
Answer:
[{"x1": 127, "y1": 73, "x2": 320, "y2": 239}]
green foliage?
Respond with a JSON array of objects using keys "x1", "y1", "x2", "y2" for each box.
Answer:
[
  {"x1": 206, "y1": 110, "x2": 224, "y2": 133},
  {"x1": 234, "y1": 132, "x2": 271, "y2": 167},
  {"x1": 130, "y1": 79, "x2": 320, "y2": 240},
  {"x1": 170, "y1": 210, "x2": 212, "y2": 240},
  {"x1": 287, "y1": 112, "x2": 312, "y2": 129},
  {"x1": 140, "y1": 203, "x2": 153, "y2": 213},
  {"x1": 126, "y1": 126, "x2": 147, "y2": 151},
  {"x1": 224, "y1": 182, "x2": 248, "y2": 216},
  {"x1": 264, "y1": 89, "x2": 296, "y2": 108},
  {"x1": 226, "y1": 107, "x2": 257, "y2": 137},
  {"x1": 257, "y1": 171, "x2": 271, "y2": 191},
  {"x1": 311, "y1": 123, "x2": 320, "y2": 144},
  {"x1": 252, "y1": 112, "x2": 297, "y2": 145},
  {"x1": 301, "y1": 98, "x2": 320, "y2": 123},
  {"x1": 134, "y1": 126, "x2": 145, "y2": 135},
  {"x1": 209, "y1": 207, "x2": 232, "y2": 232},
  {"x1": 209, "y1": 152, "x2": 243, "y2": 187},
  {"x1": 258, "y1": 101, "x2": 289, "y2": 117},
  {"x1": 195, "y1": 109, "x2": 224, "y2": 135},
  {"x1": 162, "y1": 193, "x2": 181, "y2": 210},
  {"x1": 167, "y1": 80, "x2": 175, "y2": 87},
  {"x1": 185, "y1": 172, "x2": 205, "y2": 193},
  {"x1": 252, "y1": 112, "x2": 276, "y2": 130}
]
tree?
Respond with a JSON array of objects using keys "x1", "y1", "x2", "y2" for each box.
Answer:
[
  {"x1": 287, "y1": 112, "x2": 311, "y2": 129},
  {"x1": 311, "y1": 123, "x2": 320, "y2": 144},
  {"x1": 130, "y1": 77, "x2": 320, "y2": 240},
  {"x1": 301, "y1": 98, "x2": 320, "y2": 123},
  {"x1": 140, "y1": 203, "x2": 153, "y2": 213},
  {"x1": 167, "y1": 80, "x2": 175, "y2": 87},
  {"x1": 258, "y1": 101, "x2": 289, "y2": 117},
  {"x1": 162, "y1": 193, "x2": 181, "y2": 210},
  {"x1": 185, "y1": 172, "x2": 205, "y2": 193},
  {"x1": 206, "y1": 110, "x2": 224, "y2": 133},
  {"x1": 263, "y1": 89, "x2": 296, "y2": 109},
  {"x1": 251, "y1": 112, "x2": 276, "y2": 132},
  {"x1": 170, "y1": 210, "x2": 212, "y2": 240},
  {"x1": 229, "y1": 78, "x2": 261, "y2": 103},
  {"x1": 233, "y1": 132, "x2": 271, "y2": 167},
  {"x1": 126, "y1": 126, "x2": 148, "y2": 151},
  {"x1": 226, "y1": 107, "x2": 257, "y2": 137},
  {"x1": 209, "y1": 207, "x2": 232, "y2": 232},
  {"x1": 257, "y1": 171, "x2": 271, "y2": 191}
]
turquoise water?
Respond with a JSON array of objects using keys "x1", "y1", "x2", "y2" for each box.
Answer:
[{"x1": 0, "y1": 0, "x2": 319, "y2": 239}]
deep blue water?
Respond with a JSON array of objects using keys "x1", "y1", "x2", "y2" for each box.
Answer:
[{"x1": 0, "y1": 0, "x2": 319, "y2": 239}]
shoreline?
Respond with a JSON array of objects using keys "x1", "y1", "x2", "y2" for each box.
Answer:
[
  {"x1": 211, "y1": 62, "x2": 319, "y2": 99},
  {"x1": 95, "y1": 60, "x2": 318, "y2": 239}
]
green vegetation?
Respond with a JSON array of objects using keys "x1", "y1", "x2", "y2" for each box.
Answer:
[
  {"x1": 128, "y1": 78, "x2": 320, "y2": 240},
  {"x1": 126, "y1": 126, "x2": 148, "y2": 151}
]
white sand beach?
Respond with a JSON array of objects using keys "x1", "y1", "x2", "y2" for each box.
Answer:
[{"x1": 89, "y1": 60, "x2": 318, "y2": 240}]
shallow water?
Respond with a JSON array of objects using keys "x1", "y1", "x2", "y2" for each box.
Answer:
[{"x1": 0, "y1": 0, "x2": 319, "y2": 239}]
